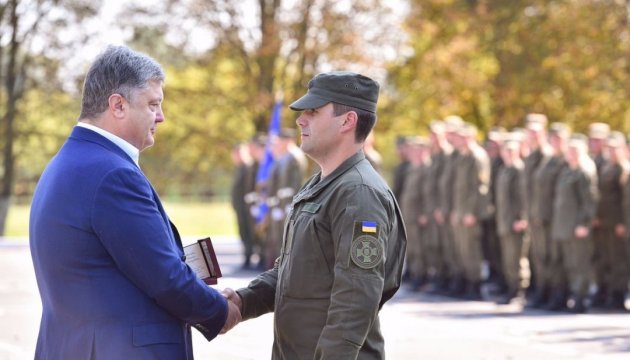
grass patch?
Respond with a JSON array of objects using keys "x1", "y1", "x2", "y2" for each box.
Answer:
[{"x1": 4, "y1": 201, "x2": 237, "y2": 239}]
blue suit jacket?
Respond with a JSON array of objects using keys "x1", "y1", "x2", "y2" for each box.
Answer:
[{"x1": 29, "y1": 127, "x2": 228, "y2": 359}]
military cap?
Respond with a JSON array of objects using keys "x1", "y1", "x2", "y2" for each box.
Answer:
[
  {"x1": 526, "y1": 120, "x2": 545, "y2": 132},
  {"x1": 444, "y1": 115, "x2": 464, "y2": 132},
  {"x1": 549, "y1": 122, "x2": 571, "y2": 138},
  {"x1": 289, "y1": 71, "x2": 379, "y2": 113},
  {"x1": 510, "y1": 128, "x2": 526, "y2": 142},
  {"x1": 607, "y1": 131, "x2": 626, "y2": 147},
  {"x1": 588, "y1": 122, "x2": 610, "y2": 139},
  {"x1": 568, "y1": 133, "x2": 588, "y2": 150},
  {"x1": 250, "y1": 133, "x2": 268, "y2": 146},
  {"x1": 525, "y1": 113, "x2": 548, "y2": 127},
  {"x1": 503, "y1": 138, "x2": 521, "y2": 151},
  {"x1": 458, "y1": 123, "x2": 478, "y2": 137},
  {"x1": 395, "y1": 135, "x2": 408, "y2": 146},
  {"x1": 487, "y1": 126, "x2": 506, "y2": 142},
  {"x1": 406, "y1": 136, "x2": 429, "y2": 147}
]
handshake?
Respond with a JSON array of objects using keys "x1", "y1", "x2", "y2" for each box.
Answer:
[{"x1": 220, "y1": 288, "x2": 242, "y2": 334}]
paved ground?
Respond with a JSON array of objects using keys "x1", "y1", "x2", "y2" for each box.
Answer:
[{"x1": 2, "y1": 237, "x2": 630, "y2": 360}]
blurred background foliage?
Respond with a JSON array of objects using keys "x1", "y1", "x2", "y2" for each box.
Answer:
[{"x1": 1, "y1": 0, "x2": 630, "y2": 234}]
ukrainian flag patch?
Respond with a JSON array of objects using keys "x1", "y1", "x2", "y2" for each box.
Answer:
[{"x1": 361, "y1": 221, "x2": 378, "y2": 233}]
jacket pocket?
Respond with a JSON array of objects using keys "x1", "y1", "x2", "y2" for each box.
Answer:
[{"x1": 132, "y1": 322, "x2": 182, "y2": 347}]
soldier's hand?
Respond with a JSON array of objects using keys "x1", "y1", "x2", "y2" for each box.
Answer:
[
  {"x1": 418, "y1": 215, "x2": 428, "y2": 226},
  {"x1": 463, "y1": 214, "x2": 477, "y2": 227},
  {"x1": 220, "y1": 288, "x2": 243, "y2": 334},
  {"x1": 512, "y1": 220, "x2": 527, "y2": 233},
  {"x1": 434, "y1": 210, "x2": 444, "y2": 224},
  {"x1": 615, "y1": 224, "x2": 626, "y2": 238},
  {"x1": 575, "y1": 225, "x2": 589, "y2": 239}
]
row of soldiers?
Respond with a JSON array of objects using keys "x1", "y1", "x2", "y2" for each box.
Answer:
[
  {"x1": 230, "y1": 129, "x2": 307, "y2": 270},
  {"x1": 394, "y1": 114, "x2": 630, "y2": 313}
]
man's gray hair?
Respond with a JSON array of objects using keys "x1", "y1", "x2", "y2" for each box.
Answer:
[{"x1": 79, "y1": 45, "x2": 165, "y2": 120}]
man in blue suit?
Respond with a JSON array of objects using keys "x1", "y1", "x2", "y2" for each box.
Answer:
[{"x1": 29, "y1": 45, "x2": 240, "y2": 359}]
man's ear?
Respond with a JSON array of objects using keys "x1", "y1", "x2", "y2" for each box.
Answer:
[
  {"x1": 108, "y1": 94, "x2": 126, "y2": 119},
  {"x1": 340, "y1": 111, "x2": 358, "y2": 133}
]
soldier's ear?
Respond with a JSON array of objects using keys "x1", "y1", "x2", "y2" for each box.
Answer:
[{"x1": 340, "y1": 111, "x2": 357, "y2": 133}]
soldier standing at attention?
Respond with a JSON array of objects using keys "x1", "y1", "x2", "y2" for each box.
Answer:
[
  {"x1": 552, "y1": 134, "x2": 599, "y2": 313},
  {"x1": 223, "y1": 71, "x2": 407, "y2": 359},
  {"x1": 426, "y1": 121, "x2": 450, "y2": 291},
  {"x1": 533, "y1": 123, "x2": 571, "y2": 310},
  {"x1": 231, "y1": 143, "x2": 257, "y2": 269},
  {"x1": 594, "y1": 132, "x2": 629, "y2": 310},
  {"x1": 451, "y1": 123, "x2": 491, "y2": 300},
  {"x1": 400, "y1": 137, "x2": 430, "y2": 290},
  {"x1": 495, "y1": 138, "x2": 527, "y2": 304},
  {"x1": 392, "y1": 136, "x2": 411, "y2": 204},
  {"x1": 264, "y1": 128, "x2": 308, "y2": 269},
  {"x1": 437, "y1": 116, "x2": 464, "y2": 295},
  {"x1": 522, "y1": 116, "x2": 554, "y2": 307},
  {"x1": 588, "y1": 122, "x2": 611, "y2": 306}
]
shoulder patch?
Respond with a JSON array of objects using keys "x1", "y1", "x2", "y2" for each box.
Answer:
[
  {"x1": 351, "y1": 220, "x2": 383, "y2": 269},
  {"x1": 351, "y1": 235, "x2": 383, "y2": 269}
]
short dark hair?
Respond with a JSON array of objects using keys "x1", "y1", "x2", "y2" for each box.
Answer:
[{"x1": 332, "y1": 102, "x2": 376, "y2": 143}]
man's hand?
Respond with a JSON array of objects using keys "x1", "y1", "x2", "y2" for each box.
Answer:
[
  {"x1": 575, "y1": 225, "x2": 589, "y2": 239},
  {"x1": 220, "y1": 288, "x2": 242, "y2": 334},
  {"x1": 463, "y1": 214, "x2": 477, "y2": 227}
]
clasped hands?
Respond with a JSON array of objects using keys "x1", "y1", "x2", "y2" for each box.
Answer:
[{"x1": 220, "y1": 288, "x2": 242, "y2": 334}]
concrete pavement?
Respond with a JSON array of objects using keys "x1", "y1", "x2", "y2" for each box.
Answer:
[{"x1": 2, "y1": 237, "x2": 630, "y2": 359}]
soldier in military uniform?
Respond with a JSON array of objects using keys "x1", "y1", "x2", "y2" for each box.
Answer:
[
  {"x1": 392, "y1": 136, "x2": 411, "y2": 203},
  {"x1": 231, "y1": 143, "x2": 257, "y2": 269},
  {"x1": 593, "y1": 132, "x2": 629, "y2": 309},
  {"x1": 437, "y1": 116, "x2": 464, "y2": 295},
  {"x1": 223, "y1": 71, "x2": 406, "y2": 359},
  {"x1": 426, "y1": 121, "x2": 449, "y2": 291},
  {"x1": 552, "y1": 135, "x2": 598, "y2": 313},
  {"x1": 522, "y1": 117, "x2": 554, "y2": 306},
  {"x1": 399, "y1": 137, "x2": 430, "y2": 290},
  {"x1": 533, "y1": 123, "x2": 570, "y2": 310},
  {"x1": 244, "y1": 135, "x2": 267, "y2": 268},
  {"x1": 483, "y1": 127, "x2": 507, "y2": 295},
  {"x1": 451, "y1": 123, "x2": 491, "y2": 300},
  {"x1": 588, "y1": 122, "x2": 612, "y2": 306},
  {"x1": 495, "y1": 138, "x2": 527, "y2": 304},
  {"x1": 264, "y1": 128, "x2": 308, "y2": 269}
]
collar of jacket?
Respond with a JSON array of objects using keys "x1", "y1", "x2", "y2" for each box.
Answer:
[
  {"x1": 292, "y1": 150, "x2": 367, "y2": 205},
  {"x1": 70, "y1": 126, "x2": 139, "y2": 167}
]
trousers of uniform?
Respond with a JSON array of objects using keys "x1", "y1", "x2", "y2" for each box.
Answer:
[
  {"x1": 500, "y1": 232, "x2": 526, "y2": 293},
  {"x1": 529, "y1": 221, "x2": 551, "y2": 291},
  {"x1": 548, "y1": 239, "x2": 566, "y2": 290},
  {"x1": 597, "y1": 226, "x2": 629, "y2": 296},
  {"x1": 560, "y1": 237, "x2": 594, "y2": 298},
  {"x1": 406, "y1": 220, "x2": 427, "y2": 279},
  {"x1": 423, "y1": 220, "x2": 440, "y2": 278},
  {"x1": 454, "y1": 221, "x2": 483, "y2": 283},
  {"x1": 437, "y1": 221, "x2": 459, "y2": 280}
]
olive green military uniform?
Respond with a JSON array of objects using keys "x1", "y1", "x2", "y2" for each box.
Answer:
[
  {"x1": 595, "y1": 161, "x2": 629, "y2": 302},
  {"x1": 551, "y1": 162, "x2": 598, "y2": 305},
  {"x1": 452, "y1": 145, "x2": 490, "y2": 289},
  {"x1": 400, "y1": 162, "x2": 427, "y2": 284},
  {"x1": 623, "y1": 168, "x2": 630, "y2": 263},
  {"x1": 424, "y1": 150, "x2": 445, "y2": 283},
  {"x1": 265, "y1": 150, "x2": 307, "y2": 268},
  {"x1": 437, "y1": 148, "x2": 460, "y2": 289},
  {"x1": 231, "y1": 157, "x2": 258, "y2": 266},
  {"x1": 237, "y1": 151, "x2": 406, "y2": 359},
  {"x1": 495, "y1": 159, "x2": 526, "y2": 297},
  {"x1": 530, "y1": 151, "x2": 565, "y2": 302},
  {"x1": 523, "y1": 146, "x2": 553, "y2": 300},
  {"x1": 533, "y1": 154, "x2": 569, "y2": 307}
]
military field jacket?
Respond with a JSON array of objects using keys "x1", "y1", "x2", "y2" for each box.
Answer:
[{"x1": 238, "y1": 151, "x2": 407, "y2": 360}]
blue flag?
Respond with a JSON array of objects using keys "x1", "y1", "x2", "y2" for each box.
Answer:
[{"x1": 254, "y1": 100, "x2": 282, "y2": 222}]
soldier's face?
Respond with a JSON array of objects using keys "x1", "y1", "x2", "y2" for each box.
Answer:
[{"x1": 296, "y1": 103, "x2": 342, "y2": 159}]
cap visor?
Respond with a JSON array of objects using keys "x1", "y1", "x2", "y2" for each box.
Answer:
[{"x1": 289, "y1": 93, "x2": 330, "y2": 111}]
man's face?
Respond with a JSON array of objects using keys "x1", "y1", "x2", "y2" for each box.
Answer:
[
  {"x1": 123, "y1": 80, "x2": 165, "y2": 151},
  {"x1": 295, "y1": 103, "x2": 343, "y2": 160}
]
